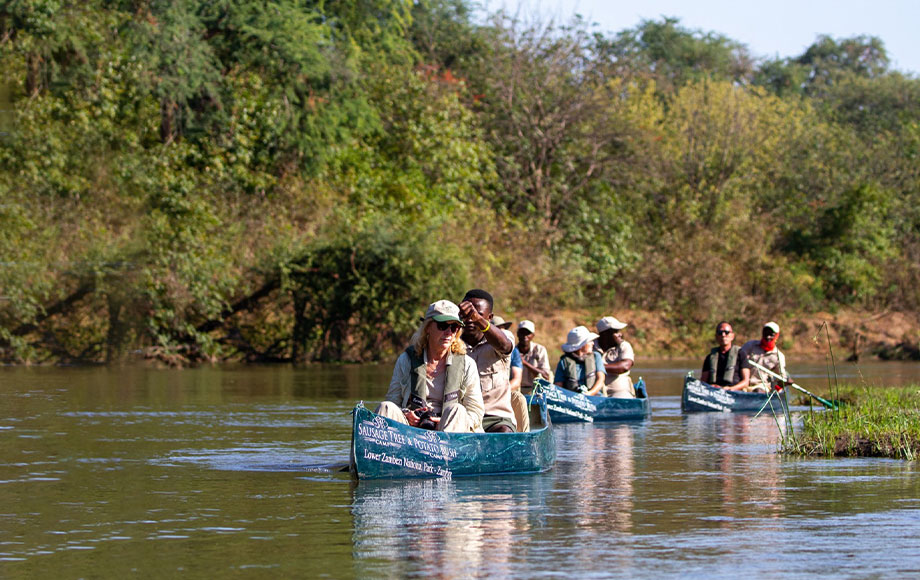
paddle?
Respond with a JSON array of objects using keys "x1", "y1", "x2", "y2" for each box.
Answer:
[{"x1": 748, "y1": 360, "x2": 838, "y2": 410}]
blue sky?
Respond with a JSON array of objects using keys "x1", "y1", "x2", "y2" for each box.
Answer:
[{"x1": 484, "y1": 0, "x2": 920, "y2": 75}]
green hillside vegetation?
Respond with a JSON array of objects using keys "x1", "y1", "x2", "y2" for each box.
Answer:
[{"x1": 1, "y1": 2, "x2": 919, "y2": 365}]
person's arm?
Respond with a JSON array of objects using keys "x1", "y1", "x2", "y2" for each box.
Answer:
[
  {"x1": 520, "y1": 357, "x2": 542, "y2": 377},
  {"x1": 553, "y1": 358, "x2": 565, "y2": 388},
  {"x1": 486, "y1": 327, "x2": 513, "y2": 355},
  {"x1": 460, "y1": 357, "x2": 485, "y2": 429},
  {"x1": 778, "y1": 351, "x2": 789, "y2": 382},
  {"x1": 384, "y1": 353, "x2": 410, "y2": 406},
  {"x1": 536, "y1": 346, "x2": 552, "y2": 380},
  {"x1": 700, "y1": 358, "x2": 711, "y2": 384},
  {"x1": 604, "y1": 358, "x2": 633, "y2": 376},
  {"x1": 726, "y1": 350, "x2": 751, "y2": 391},
  {"x1": 510, "y1": 366, "x2": 523, "y2": 391},
  {"x1": 459, "y1": 301, "x2": 513, "y2": 354},
  {"x1": 605, "y1": 342, "x2": 634, "y2": 375},
  {"x1": 585, "y1": 352, "x2": 606, "y2": 396},
  {"x1": 726, "y1": 368, "x2": 751, "y2": 391}
]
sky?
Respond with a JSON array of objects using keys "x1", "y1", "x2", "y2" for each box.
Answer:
[{"x1": 483, "y1": 0, "x2": 920, "y2": 75}]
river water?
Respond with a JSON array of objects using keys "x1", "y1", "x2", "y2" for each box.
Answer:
[{"x1": 2, "y1": 360, "x2": 920, "y2": 578}]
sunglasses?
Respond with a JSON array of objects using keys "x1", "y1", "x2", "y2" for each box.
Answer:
[
  {"x1": 435, "y1": 321, "x2": 462, "y2": 332},
  {"x1": 716, "y1": 329, "x2": 732, "y2": 335}
]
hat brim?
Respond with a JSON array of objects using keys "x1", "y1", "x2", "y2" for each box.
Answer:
[
  {"x1": 561, "y1": 334, "x2": 598, "y2": 352},
  {"x1": 430, "y1": 314, "x2": 461, "y2": 323}
]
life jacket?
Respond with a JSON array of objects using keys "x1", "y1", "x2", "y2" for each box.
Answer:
[
  {"x1": 404, "y1": 346, "x2": 466, "y2": 413},
  {"x1": 560, "y1": 351, "x2": 598, "y2": 393},
  {"x1": 707, "y1": 345, "x2": 740, "y2": 386}
]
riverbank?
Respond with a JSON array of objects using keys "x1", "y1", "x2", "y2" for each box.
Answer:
[
  {"x1": 518, "y1": 308, "x2": 920, "y2": 362},
  {"x1": 783, "y1": 385, "x2": 920, "y2": 460},
  {"x1": 3, "y1": 304, "x2": 918, "y2": 367}
]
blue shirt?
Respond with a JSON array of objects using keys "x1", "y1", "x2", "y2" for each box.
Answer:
[{"x1": 509, "y1": 347, "x2": 522, "y2": 379}]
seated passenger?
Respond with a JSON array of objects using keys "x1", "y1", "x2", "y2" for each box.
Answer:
[
  {"x1": 459, "y1": 290, "x2": 518, "y2": 433},
  {"x1": 517, "y1": 320, "x2": 551, "y2": 394},
  {"x1": 493, "y1": 316, "x2": 523, "y2": 391},
  {"x1": 700, "y1": 321, "x2": 751, "y2": 391},
  {"x1": 493, "y1": 315, "x2": 529, "y2": 432},
  {"x1": 376, "y1": 300, "x2": 484, "y2": 432},
  {"x1": 554, "y1": 326, "x2": 606, "y2": 395},
  {"x1": 740, "y1": 321, "x2": 789, "y2": 393},
  {"x1": 596, "y1": 316, "x2": 636, "y2": 398}
]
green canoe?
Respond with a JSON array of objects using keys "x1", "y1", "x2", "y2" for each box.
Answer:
[{"x1": 349, "y1": 396, "x2": 556, "y2": 480}]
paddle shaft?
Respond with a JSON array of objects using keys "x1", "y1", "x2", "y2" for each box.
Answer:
[{"x1": 748, "y1": 359, "x2": 836, "y2": 409}]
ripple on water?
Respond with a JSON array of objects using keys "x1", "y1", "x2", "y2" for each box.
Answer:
[{"x1": 152, "y1": 444, "x2": 350, "y2": 475}]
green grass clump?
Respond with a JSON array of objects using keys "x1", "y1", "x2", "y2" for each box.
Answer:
[{"x1": 783, "y1": 385, "x2": 920, "y2": 460}]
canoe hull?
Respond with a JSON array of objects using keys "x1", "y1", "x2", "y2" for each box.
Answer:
[
  {"x1": 350, "y1": 398, "x2": 556, "y2": 480},
  {"x1": 681, "y1": 375, "x2": 787, "y2": 413},
  {"x1": 531, "y1": 378, "x2": 651, "y2": 423}
]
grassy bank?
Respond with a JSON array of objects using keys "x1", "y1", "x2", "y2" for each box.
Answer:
[{"x1": 783, "y1": 385, "x2": 920, "y2": 460}]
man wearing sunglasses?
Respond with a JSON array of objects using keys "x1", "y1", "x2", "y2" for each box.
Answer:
[
  {"x1": 459, "y1": 289, "x2": 518, "y2": 433},
  {"x1": 700, "y1": 321, "x2": 751, "y2": 390}
]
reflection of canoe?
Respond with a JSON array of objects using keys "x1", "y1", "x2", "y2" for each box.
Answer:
[
  {"x1": 681, "y1": 375, "x2": 787, "y2": 413},
  {"x1": 349, "y1": 396, "x2": 556, "y2": 480},
  {"x1": 530, "y1": 378, "x2": 651, "y2": 423}
]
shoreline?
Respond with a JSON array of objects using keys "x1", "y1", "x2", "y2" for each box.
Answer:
[{"x1": 783, "y1": 385, "x2": 920, "y2": 460}]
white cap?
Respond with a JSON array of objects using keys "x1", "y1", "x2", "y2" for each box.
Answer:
[
  {"x1": 764, "y1": 321, "x2": 780, "y2": 334},
  {"x1": 561, "y1": 326, "x2": 599, "y2": 353},
  {"x1": 518, "y1": 320, "x2": 535, "y2": 334},
  {"x1": 492, "y1": 315, "x2": 512, "y2": 329},
  {"x1": 423, "y1": 300, "x2": 461, "y2": 323},
  {"x1": 597, "y1": 316, "x2": 627, "y2": 332}
]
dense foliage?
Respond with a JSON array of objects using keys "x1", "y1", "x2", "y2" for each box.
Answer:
[{"x1": 1, "y1": 2, "x2": 919, "y2": 364}]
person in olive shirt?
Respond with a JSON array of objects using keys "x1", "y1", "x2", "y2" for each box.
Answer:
[{"x1": 700, "y1": 321, "x2": 751, "y2": 390}]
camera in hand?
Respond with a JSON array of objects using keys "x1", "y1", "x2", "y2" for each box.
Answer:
[{"x1": 406, "y1": 395, "x2": 440, "y2": 430}]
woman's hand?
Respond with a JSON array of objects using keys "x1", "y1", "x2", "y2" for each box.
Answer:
[{"x1": 403, "y1": 408, "x2": 422, "y2": 427}]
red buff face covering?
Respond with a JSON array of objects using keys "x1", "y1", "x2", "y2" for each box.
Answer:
[{"x1": 761, "y1": 336, "x2": 777, "y2": 351}]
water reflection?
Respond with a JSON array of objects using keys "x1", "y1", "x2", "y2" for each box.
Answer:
[
  {"x1": 6, "y1": 363, "x2": 920, "y2": 578},
  {"x1": 683, "y1": 413, "x2": 786, "y2": 523},
  {"x1": 351, "y1": 476, "x2": 550, "y2": 578}
]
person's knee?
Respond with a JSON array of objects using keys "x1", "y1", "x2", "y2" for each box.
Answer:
[{"x1": 485, "y1": 424, "x2": 514, "y2": 433}]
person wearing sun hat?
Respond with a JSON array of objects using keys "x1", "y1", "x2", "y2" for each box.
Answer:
[
  {"x1": 740, "y1": 321, "x2": 789, "y2": 393},
  {"x1": 596, "y1": 316, "x2": 636, "y2": 398},
  {"x1": 376, "y1": 299, "x2": 484, "y2": 432},
  {"x1": 553, "y1": 325, "x2": 606, "y2": 395}
]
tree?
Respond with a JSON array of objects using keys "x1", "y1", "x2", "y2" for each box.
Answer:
[{"x1": 601, "y1": 17, "x2": 754, "y2": 91}]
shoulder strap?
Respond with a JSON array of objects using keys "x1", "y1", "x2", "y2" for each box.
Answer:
[
  {"x1": 720, "y1": 345, "x2": 740, "y2": 385},
  {"x1": 405, "y1": 346, "x2": 428, "y2": 406},
  {"x1": 560, "y1": 353, "x2": 582, "y2": 392}
]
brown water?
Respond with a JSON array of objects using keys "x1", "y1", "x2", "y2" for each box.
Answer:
[{"x1": 2, "y1": 361, "x2": 920, "y2": 578}]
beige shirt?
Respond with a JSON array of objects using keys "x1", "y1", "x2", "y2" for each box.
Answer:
[
  {"x1": 385, "y1": 350, "x2": 485, "y2": 426},
  {"x1": 520, "y1": 342, "x2": 551, "y2": 387},
  {"x1": 740, "y1": 340, "x2": 787, "y2": 387},
  {"x1": 466, "y1": 329, "x2": 516, "y2": 427},
  {"x1": 602, "y1": 340, "x2": 635, "y2": 385}
]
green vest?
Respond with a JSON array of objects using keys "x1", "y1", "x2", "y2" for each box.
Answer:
[
  {"x1": 404, "y1": 347, "x2": 466, "y2": 414},
  {"x1": 707, "y1": 345, "x2": 740, "y2": 386},
  {"x1": 560, "y1": 352, "x2": 598, "y2": 393}
]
